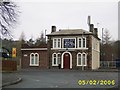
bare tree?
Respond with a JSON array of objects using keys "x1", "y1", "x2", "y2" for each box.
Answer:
[
  {"x1": 103, "y1": 29, "x2": 111, "y2": 45},
  {"x1": 35, "y1": 31, "x2": 46, "y2": 46},
  {"x1": 0, "y1": 0, "x2": 19, "y2": 37},
  {"x1": 102, "y1": 29, "x2": 113, "y2": 61},
  {"x1": 19, "y1": 31, "x2": 26, "y2": 43}
]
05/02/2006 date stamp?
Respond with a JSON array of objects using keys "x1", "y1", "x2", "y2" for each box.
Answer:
[{"x1": 78, "y1": 80, "x2": 115, "y2": 86}]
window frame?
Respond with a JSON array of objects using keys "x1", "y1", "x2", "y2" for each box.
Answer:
[
  {"x1": 62, "y1": 38, "x2": 76, "y2": 49},
  {"x1": 77, "y1": 52, "x2": 87, "y2": 66},
  {"x1": 57, "y1": 53, "x2": 61, "y2": 64},
  {"x1": 53, "y1": 38, "x2": 61, "y2": 49},
  {"x1": 77, "y1": 53, "x2": 82, "y2": 66},
  {"x1": 52, "y1": 53, "x2": 58, "y2": 66},
  {"x1": 77, "y1": 37, "x2": 86, "y2": 48},
  {"x1": 82, "y1": 53, "x2": 87, "y2": 66},
  {"x1": 52, "y1": 53, "x2": 61, "y2": 66},
  {"x1": 30, "y1": 53, "x2": 39, "y2": 66}
]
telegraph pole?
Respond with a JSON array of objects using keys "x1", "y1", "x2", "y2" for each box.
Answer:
[
  {"x1": 45, "y1": 29, "x2": 47, "y2": 44},
  {"x1": 102, "y1": 28, "x2": 104, "y2": 61}
]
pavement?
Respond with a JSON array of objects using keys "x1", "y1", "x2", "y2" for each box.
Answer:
[
  {"x1": 1, "y1": 71, "x2": 22, "y2": 88},
  {"x1": 1, "y1": 68, "x2": 119, "y2": 88}
]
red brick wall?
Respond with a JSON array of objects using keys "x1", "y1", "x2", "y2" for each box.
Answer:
[
  {"x1": 47, "y1": 35, "x2": 93, "y2": 70},
  {"x1": 21, "y1": 50, "x2": 48, "y2": 69}
]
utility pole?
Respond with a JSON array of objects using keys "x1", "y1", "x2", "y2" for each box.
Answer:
[
  {"x1": 102, "y1": 28, "x2": 104, "y2": 63},
  {"x1": 45, "y1": 29, "x2": 47, "y2": 44},
  {"x1": 102, "y1": 28, "x2": 104, "y2": 45}
]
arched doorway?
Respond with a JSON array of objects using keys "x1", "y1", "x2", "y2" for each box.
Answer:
[
  {"x1": 63, "y1": 53, "x2": 70, "y2": 69},
  {"x1": 61, "y1": 52, "x2": 72, "y2": 69}
]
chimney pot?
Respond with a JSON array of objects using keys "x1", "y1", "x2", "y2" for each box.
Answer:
[
  {"x1": 51, "y1": 26, "x2": 56, "y2": 33},
  {"x1": 94, "y1": 28, "x2": 98, "y2": 37}
]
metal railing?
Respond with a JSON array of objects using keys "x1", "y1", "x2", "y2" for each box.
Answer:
[{"x1": 100, "y1": 61, "x2": 117, "y2": 68}]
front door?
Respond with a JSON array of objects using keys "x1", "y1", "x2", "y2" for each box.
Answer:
[{"x1": 63, "y1": 53, "x2": 70, "y2": 69}]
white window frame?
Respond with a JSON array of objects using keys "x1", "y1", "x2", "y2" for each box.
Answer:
[
  {"x1": 77, "y1": 52, "x2": 87, "y2": 66},
  {"x1": 77, "y1": 37, "x2": 86, "y2": 48},
  {"x1": 83, "y1": 37, "x2": 86, "y2": 48},
  {"x1": 34, "y1": 53, "x2": 39, "y2": 65},
  {"x1": 78, "y1": 37, "x2": 82, "y2": 48},
  {"x1": 77, "y1": 53, "x2": 82, "y2": 66},
  {"x1": 30, "y1": 53, "x2": 39, "y2": 66},
  {"x1": 52, "y1": 53, "x2": 58, "y2": 66},
  {"x1": 57, "y1": 53, "x2": 61, "y2": 64},
  {"x1": 52, "y1": 53, "x2": 61, "y2": 66},
  {"x1": 62, "y1": 38, "x2": 76, "y2": 49},
  {"x1": 82, "y1": 53, "x2": 87, "y2": 66},
  {"x1": 53, "y1": 38, "x2": 61, "y2": 49},
  {"x1": 53, "y1": 38, "x2": 57, "y2": 48}
]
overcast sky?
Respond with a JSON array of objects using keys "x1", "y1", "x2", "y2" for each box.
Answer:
[{"x1": 13, "y1": 0, "x2": 118, "y2": 41}]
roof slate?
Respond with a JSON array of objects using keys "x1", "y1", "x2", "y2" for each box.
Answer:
[{"x1": 47, "y1": 29, "x2": 92, "y2": 36}]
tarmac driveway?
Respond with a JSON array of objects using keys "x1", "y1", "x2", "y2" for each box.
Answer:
[{"x1": 3, "y1": 69, "x2": 119, "y2": 89}]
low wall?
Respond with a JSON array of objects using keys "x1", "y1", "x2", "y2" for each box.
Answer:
[{"x1": 2, "y1": 60, "x2": 17, "y2": 71}]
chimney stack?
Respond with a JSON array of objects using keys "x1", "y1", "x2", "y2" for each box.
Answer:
[
  {"x1": 51, "y1": 26, "x2": 56, "y2": 33},
  {"x1": 94, "y1": 28, "x2": 98, "y2": 37},
  {"x1": 89, "y1": 24, "x2": 94, "y2": 32}
]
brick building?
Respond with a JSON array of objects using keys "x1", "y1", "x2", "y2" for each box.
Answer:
[
  {"x1": 21, "y1": 44, "x2": 48, "y2": 69},
  {"x1": 21, "y1": 24, "x2": 100, "y2": 70},
  {"x1": 47, "y1": 25, "x2": 100, "y2": 70}
]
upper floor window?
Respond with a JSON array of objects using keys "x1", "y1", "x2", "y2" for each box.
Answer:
[
  {"x1": 78, "y1": 38, "x2": 82, "y2": 48},
  {"x1": 63, "y1": 38, "x2": 76, "y2": 48},
  {"x1": 83, "y1": 38, "x2": 86, "y2": 48},
  {"x1": 78, "y1": 37, "x2": 86, "y2": 48},
  {"x1": 53, "y1": 38, "x2": 61, "y2": 48}
]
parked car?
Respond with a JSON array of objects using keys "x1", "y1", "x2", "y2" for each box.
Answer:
[{"x1": 0, "y1": 47, "x2": 11, "y2": 58}]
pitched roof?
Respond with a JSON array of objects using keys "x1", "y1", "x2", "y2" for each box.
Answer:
[{"x1": 46, "y1": 29, "x2": 92, "y2": 36}]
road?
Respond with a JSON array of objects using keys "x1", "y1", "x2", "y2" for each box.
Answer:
[{"x1": 3, "y1": 69, "x2": 119, "y2": 89}]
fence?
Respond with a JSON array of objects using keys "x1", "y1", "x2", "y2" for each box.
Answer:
[
  {"x1": 2, "y1": 60, "x2": 17, "y2": 71},
  {"x1": 100, "y1": 61, "x2": 118, "y2": 69}
]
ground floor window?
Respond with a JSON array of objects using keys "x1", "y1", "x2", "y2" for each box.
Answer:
[
  {"x1": 30, "y1": 53, "x2": 39, "y2": 66},
  {"x1": 77, "y1": 53, "x2": 87, "y2": 66},
  {"x1": 52, "y1": 53, "x2": 61, "y2": 66}
]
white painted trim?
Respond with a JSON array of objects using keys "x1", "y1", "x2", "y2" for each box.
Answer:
[
  {"x1": 61, "y1": 51, "x2": 72, "y2": 69},
  {"x1": 53, "y1": 38, "x2": 61, "y2": 49},
  {"x1": 57, "y1": 53, "x2": 61, "y2": 64},
  {"x1": 34, "y1": 53, "x2": 39, "y2": 65},
  {"x1": 62, "y1": 38, "x2": 76, "y2": 49},
  {"x1": 51, "y1": 48, "x2": 88, "y2": 50},
  {"x1": 77, "y1": 53, "x2": 82, "y2": 66},
  {"x1": 77, "y1": 37, "x2": 87, "y2": 48},
  {"x1": 52, "y1": 53, "x2": 58, "y2": 66},
  {"x1": 29, "y1": 53, "x2": 39, "y2": 66},
  {"x1": 21, "y1": 48, "x2": 47, "y2": 51},
  {"x1": 82, "y1": 52, "x2": 87, "y2": 66},
  {"x1": 77, "y1": 37, "x2": 82, "y2": 48},
  {"x1": 77, "y1": 52, "x2": 87, "y2": 66},
  {"x1": 30, "y1": 53, "x2": 34, "y2": 66}
]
